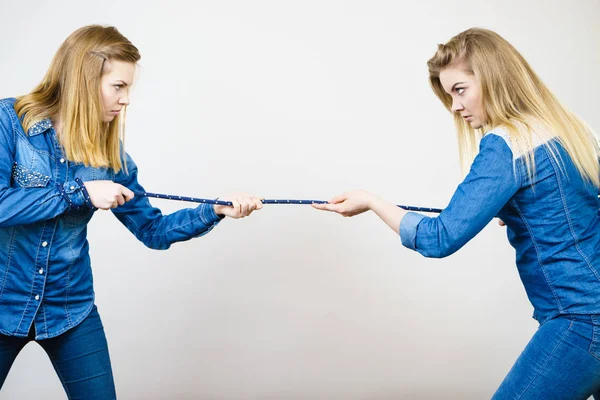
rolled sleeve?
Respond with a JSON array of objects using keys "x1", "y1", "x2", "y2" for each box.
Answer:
[
  {"x1": 403, "y1": 133, "x2": 520, "y2": 258},
  {"x1": 400, "y1": 212, "x2": 426, "y2": 250}
]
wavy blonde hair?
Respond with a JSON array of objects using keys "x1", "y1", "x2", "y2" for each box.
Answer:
[
  {"x1": 427, "y1": 28, "x2": 599, "y2": 187},
  {"x1": 15, "y1": 25, "x2": 140, "y2": 172}
]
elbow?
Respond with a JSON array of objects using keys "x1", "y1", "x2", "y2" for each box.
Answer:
[
  {"x1": 145, "y1": 242, "x2": 171, "y2": 250},
  {"x1": 419, "y1": 242, "x2": 460, "y2": 259},
  {"x1": 137, "y1": 234, "x2": 171, "y2": 250}
]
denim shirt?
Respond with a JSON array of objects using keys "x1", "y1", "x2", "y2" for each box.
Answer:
[
  {"x1": 400, "y1": 129, "x2": 600, "y2": 324},
  {"x1": 0, "y1": 98, "x2": 223, "y2": 339}
]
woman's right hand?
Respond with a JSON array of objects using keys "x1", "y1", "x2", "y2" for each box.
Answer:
[{"x1": 83, "y1": 180, "x2": 135, "y2": 210}]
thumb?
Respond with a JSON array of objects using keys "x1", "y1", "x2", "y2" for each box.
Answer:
[
  {"x1": 120, "y1": 185, "x2": 135, "y2": 202},
  {"x1": 330, "y1": 193, "x2": 348, "y2": 204}
]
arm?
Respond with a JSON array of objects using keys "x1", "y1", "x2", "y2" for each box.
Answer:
[
  {"x1": 313, "y1": 134, "x2": 521, "y2": 258},
  {"x1": 0, "y1": 102, "x2": 90, "y2": 227},
  {"x1": 312, "y1": 190, "x2": 408, "y2": 234},
  {"x1": 399, "y1": 134, "x2": 520, "y2": 258},
  {"x1": 110, "y1": 153, "x2": 224, "y2": 250}
]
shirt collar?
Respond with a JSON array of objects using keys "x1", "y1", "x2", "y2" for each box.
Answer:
[{"x1": 27, "y1": 118, "x2": 53, "y2": 136}]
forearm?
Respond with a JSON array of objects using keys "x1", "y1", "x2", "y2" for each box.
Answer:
[
  {"x1": 368, "y1": 195, "x2": 408, "y2": 235},
  {"x1": 0, "y1": 181, "x2": 89, "y2": 227}
]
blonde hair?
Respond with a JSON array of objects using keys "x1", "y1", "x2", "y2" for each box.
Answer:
[
  {"x1": 15, "y1": 25, "x2": 141, "y2": 172},
  {"x1": 427, "y1": 28, "x2": 599, "y2": 187}
]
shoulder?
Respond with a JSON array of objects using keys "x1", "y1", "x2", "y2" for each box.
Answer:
[
  {"x1": 0, "y1": 98, "x2": 18, "y2": 124},
  {"x1": 0, "y1": 98, "x2": 19, "y2": 141},
  {"x1": 113, "y1": 151, "x2": 138, "y2": 183},
  {"x1": 480, "y1": 128, "x2": 516, "y2": 161},
  {"x1": 483, "y1": 127, "x2": 513, "y2": 150},
  {"x1": 483, "y1": 122, "x2": 550, "y2": 159}
]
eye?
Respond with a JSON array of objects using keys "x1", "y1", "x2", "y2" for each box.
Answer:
[
  {"x1": 456, "y1": 87, "x2": 466, "y2": 95},
  {"x1": 114, "y1": 85, "x2": 122, "y2": 90}
]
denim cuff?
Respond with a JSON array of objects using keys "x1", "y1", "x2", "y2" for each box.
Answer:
[
  {"x1": 198, "y1": 203, "x2": 225, "y2": 226},
  {"x1": 56, "y1": 181, "x2": 91, "y2": 209},
  {"x1": 75, "y1": 178, "x2": 97, "y2": 210},
  {"x1": 399, "y1": 212, "x2": 426, "y2": 250}
]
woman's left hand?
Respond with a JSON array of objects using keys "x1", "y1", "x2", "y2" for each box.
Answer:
[
  {"x1": 213, "y1": 194, "x2": 263, "y2": 219},
  {"x1": 311, "y1": 190, "x2": 375, "y2": 217}
]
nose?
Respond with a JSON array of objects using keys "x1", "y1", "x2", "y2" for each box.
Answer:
[
  {"x1": 119, "y1": 91, "x2": 131, "y2": 106},
  {"x1": 451, "y1": 97, "x2": 463, "y2": 113}
]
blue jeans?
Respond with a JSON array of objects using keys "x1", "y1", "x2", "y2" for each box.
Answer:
[
  {"x1": 0, "y1": 305, "x2": 116, "y2": 399},
  {"x1": 493, "y1": 314, "x2": 600, "y2": 399}
]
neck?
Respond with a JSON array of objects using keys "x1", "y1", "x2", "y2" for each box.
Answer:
[{"x1": 52, "y1": 118, "x2": 63, "y2": 139}]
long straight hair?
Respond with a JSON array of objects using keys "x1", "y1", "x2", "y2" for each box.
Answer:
[
  {"x1": 15, "y1": 25, "x2": 141, "y2": 172},
  {"x1": 427, "y1": 28, "x2": 599, "y2": 187}
]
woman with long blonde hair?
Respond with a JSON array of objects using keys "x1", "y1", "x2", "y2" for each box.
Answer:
[
  {"x1": 0, "y1": 25, "x2": 262, "y2": 398},
  {"x1": 314, "y1": 28, "x2": 600, "y2": 398}
]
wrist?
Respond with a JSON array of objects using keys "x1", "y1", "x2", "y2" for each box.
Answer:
[
  {"x1": 213, "y1": 204, "x2": 225, "y2": 217},
  {"x1": 75, "y1": 178, "x2": 96, "y2": 210},
  {"x1": 366, "y1": 192, "x2": 378, "y2": 210}
]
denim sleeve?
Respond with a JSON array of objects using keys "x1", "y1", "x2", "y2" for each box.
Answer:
[
  {"x1": 111, "y1": 152, "x2": 224, "y2": 250},
  {"x1": 0, "y1": 101, "x2": 90, "y2": 227},
  {"x1": 399, "y1": 134, "x2": 521, "y2": 258}
]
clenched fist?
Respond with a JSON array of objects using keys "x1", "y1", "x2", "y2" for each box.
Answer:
[{"x1": 83, "y1": 180, "x2": 135, "y2": 210}]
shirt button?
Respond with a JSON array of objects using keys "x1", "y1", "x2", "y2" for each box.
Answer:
[
  {"x1": 70, "y1": 186, "x2": 75, "y2": 190},
  {"x1": 60, "y1": 158, "x2": 65, "y2": 163},
  {"x1": 42, "y1": 241, "x2": 48, "y2": 247},
  {"x1": 34, "y1": 295, "x2": 40, "y2": 301},
  {"x1": 39, "y1": 269, "x2": 44, "y2": 274}
]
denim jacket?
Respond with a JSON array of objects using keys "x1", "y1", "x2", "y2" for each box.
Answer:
[
  {"x1": 0, "y1": 98, "x2": 223, "y2": 339},
  {"x1": 400, "y1": 129, "x2": 600, "y2": 324}
]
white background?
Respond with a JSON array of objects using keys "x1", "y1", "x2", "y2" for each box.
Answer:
[{"x1": 1, "y1": 1, "x2": 599, "y2": 398}]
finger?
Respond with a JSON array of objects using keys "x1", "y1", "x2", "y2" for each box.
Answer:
[
  {"x1": 242, "y1": 200, "x2": 255, "y2": 217},
  {"x1": 246, "y1": 198, "x2": 259, "y2": 213},
  {"x1": 498, "y1": 219, "x2": 506, "y2": 226},
  {"x1": 311, "y1": 203, "x2": 342, "y2": 213},
  {"x1": 232, "y1": 199, "x2": 241, "y2": 217},
  {"x1": 243, "y1": 196, "x2": 257, "y2": 210},
  {"x1": 312, "y1": 203, "x2": 336, "y2": 211},
  {"x1": 116, "y1": 194, "x2": 126, "y2": 206},
  {"x1": 252, "y1": 197, "x2": 263, "y2": 210},
  {"x1": 238, "y1": 198, "x2": 250, "y2": 217},
  {"x1": 121, "y1": 186, "x2": 135, "y2": 201}
]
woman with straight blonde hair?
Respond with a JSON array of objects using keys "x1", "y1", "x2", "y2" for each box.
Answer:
[
  {"x1": 314, "y1": 28, "x2": 600, "y2": 399},
  {"x1": 0, "y1": 25, "x2": 262, "y2": 398}
]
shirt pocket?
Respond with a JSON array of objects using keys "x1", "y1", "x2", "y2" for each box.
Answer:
[
  {"x1": 11, "y1": 162, "x2": 51, "y2": 188},
  {"x1": 12, "y1": 138, "x2": 54, "y2": 188}
]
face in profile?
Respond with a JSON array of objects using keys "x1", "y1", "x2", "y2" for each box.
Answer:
[
  {"x1": 440, "y1": 66, "x2": 485, "y2": 129},
  {"x1": 99, "y1": 60, "x2": 135, "y2": 123}
]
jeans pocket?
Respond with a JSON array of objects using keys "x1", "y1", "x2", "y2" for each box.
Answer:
[{"x1": 588, "y1": 316, "x2": 600, "y2": 361}]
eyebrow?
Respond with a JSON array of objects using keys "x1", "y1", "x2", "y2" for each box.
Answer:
[{"x1": 451, "y1": 81, "x2": 466, "y2": 91}]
